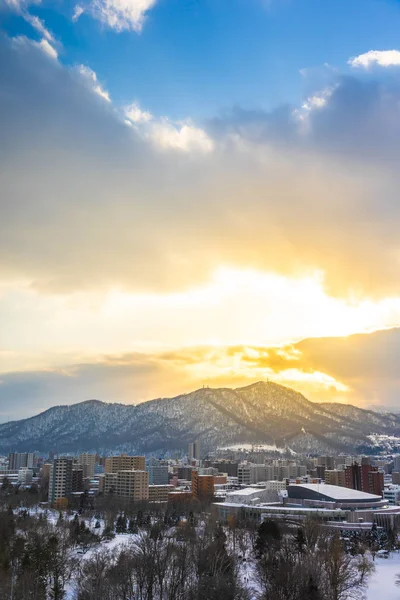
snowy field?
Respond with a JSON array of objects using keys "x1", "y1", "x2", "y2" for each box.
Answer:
[{"x1": 366, "y1": 552, "x2": 400, "y2": 600}]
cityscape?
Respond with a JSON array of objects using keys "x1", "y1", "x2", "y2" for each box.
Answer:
[
  {"x1": 4, "y1": 0, "x2": 400, "y2": 597},
  {"x1": 0, "y1": 438, "x2": 400, "y2": 597}
]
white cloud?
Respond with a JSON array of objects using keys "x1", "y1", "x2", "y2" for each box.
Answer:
[
  {"x1": 24, "y1": 14, "x2": 55, "y2": 43},
  {"x1": 151, "y1": 121, "x2": 214, "y2": 153},
  {"x1": 301, "y1": 87, "x2": 334, "y2": 112},
  {"x1": 84, "y1": 0, "x2": 156, "y2": 32},
  {"x1": 12, "y1": 35, "x2": 58, "y2": 60},
  {"x1": 37, "y1": 39, "x2": 58, "y2": 60},
  {"x1": 78, "y1": 65, "x2": 111, "y2": 102},
  {"x1": 124, "y1": 102, "x2": 213, "y2": 152},
  {"x1": 4, "y1": 0, "x2": 58, "y2": 53},
  {"x1": 72, "y1": 4, "x2": 84, "y2": 21},
  {"x1": 349, "y1": 50, "x2": 400, "y2": 69},
  {"x1": 3, "y1": 0, "x2": 34, "y2": 10},
  {"x1": 125, "y1": 102, "x2": 153, "y2": 123},
  {"x1": 6, "y1": 31, "x2": 400, "y2": 302}
]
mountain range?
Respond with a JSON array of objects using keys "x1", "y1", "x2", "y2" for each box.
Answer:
[{"x1": 1, "y1": 381, "x2": 400, "y2": 456}]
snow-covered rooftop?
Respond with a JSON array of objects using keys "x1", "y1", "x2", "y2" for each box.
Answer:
[
  {"x1": 288, "y1": 483, "x2": 381, "y2": 501},
  {"x1": 227, "y1": 487, "x2": 265, "y2": 496}
]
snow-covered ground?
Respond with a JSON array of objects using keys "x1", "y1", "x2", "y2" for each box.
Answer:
[{"x1": 366, "y1": 552, "x2": 400, "y2": 600}]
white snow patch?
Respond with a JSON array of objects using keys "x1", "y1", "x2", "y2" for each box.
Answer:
[{"x1": 366, "y1": 551, "x2": 400, "y2": 600}]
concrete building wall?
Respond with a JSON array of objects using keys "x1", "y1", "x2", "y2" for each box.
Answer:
[
  {"x1": 48, "y1": 458, "x2": 73, "y2": 503},
  {"x1": 105, "y1": 455, "x2": 145, "y2": 473}
]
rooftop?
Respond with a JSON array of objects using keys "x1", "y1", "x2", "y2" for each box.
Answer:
[
  {"x1": 288, "y1": 483, "x2": 381, "y2": 502},
  {"x1": 227, "y1": 487, "x2": 265, "y2": 496}
]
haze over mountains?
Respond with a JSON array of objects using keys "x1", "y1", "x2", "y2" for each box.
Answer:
[{"x1": 1, "y1": 382, "x2": 399, "y2": 457}]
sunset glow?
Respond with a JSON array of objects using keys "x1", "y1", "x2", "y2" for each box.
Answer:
[{"x1": 3, "y1": 0, "x2": 400, "y2": 417}]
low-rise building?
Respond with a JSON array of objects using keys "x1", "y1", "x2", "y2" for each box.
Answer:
[
  {"x1": 225, "y1": 487, "x2": 274, "y2": 505},
  {"x1": 149, "y1": 484, "x2": 175, "y2": 503},
  {"x1": 18, "y1": 468, "x2": 33, "y2": 484},
  {"x1": 384, "y1": 485, "x2": 400, "y2": 506}
]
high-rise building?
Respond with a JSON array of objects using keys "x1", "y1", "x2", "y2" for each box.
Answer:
[
  {"x1": 211, "y1": 461, "x2": 239, "y2": 477},
  {"x1": 178, "y1": 466, "x2": 194, "y2": 480},
  {"x1": 102, "y1": 472, "x2": 118, "y2": 494},
  {"x1": 394, "y1": 457, "x2": 400, "y2": 472},
  {"x1": 8, "y1": 453, "x2": 34, "y2": 471},
  {"x1": 345, "y1": 462, "x2": 384, "y2": 496},
  {"x1": 41, "y1": 463, "x2": 52, "y2": 479},
  {"x1": 368, "y1": 470, "x2": 384, "y2": 497},
  {"x1": 48, "y1": 458, "x2": 73, "y2": 503},
  {"x1": 192, "y1": 470, "x2": 214, "y2": 500},
  {"x1": 78, "y1": 453, "x2": 96, "y2": 479},
  {"x1": 147, "y1": 458, "x2": 169, "y2": 485},
  {"x1": 115, "y1": 470, "x2": 149, "y2": 501},
  {"x1": 188, "y1": 441, "x2": 201, "y2": 461},
  {"x1": 105, "y1": 455, "x2": 145, "y2": 473},
  {"x1": 325, "y1": 469, "x2": 347, "y2": 487},
  {"x1": 99, "y1": 470, "x2": 149, "y2": 501},
  {"x1": 72, "y1": 466, "x2": 84, "y2": 492},
  {"x1": 317, "y1": 456, "x2": 335, "y2": 469}
]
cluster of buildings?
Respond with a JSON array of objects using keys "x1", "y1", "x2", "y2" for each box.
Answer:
[
  {"x1": 43, "y1": 440, "x2": 226, "y2": 506},
  {"x1": 5, "y1": 444, "x2": 400, "y2": 533}
]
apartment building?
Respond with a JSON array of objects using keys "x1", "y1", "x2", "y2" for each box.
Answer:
[
  {"x1": 238, "y1": 463, "x2": 306, "y2": 485},
  {"x1": 392, "y1": 472, "x2": 400, "y2": 485},
  {"x1": 147, "y1": 458, "x2": 169, "y2": 485},
  {"x1": 238, "y1": 464, "x2": 273, "y2": 485},
  {"x1": 18, "y1": 468, "x2": 33, "y2": 484},
  {"x1": 72, "y1": 466, "x2": 84, "y2": 492},
  {"x1": 188, "y1": 441, "x2": 201, "y2": 461},
  {"x1": 325, "y1": 470, "x2": 347, "y2": 487},
  {"x1": 265, "y1": 480, "x2": 287, "y2": 493},
  {"x1": 384, "y1": 485, "x2": 400, "y2": 505},
  {"x1": 48, "y1": 458, "x2": 73, "y2": 503},
  {"x1": 78, "y1": 453, "x2": 96, "y2": 479},
  {"x1": 178, "y1": 466, "x2": 193, "y2": 480},
  {"x1": 115, "y1": 470, "x2": 149, "y2": 501},
  {"x1": 192, "y1": 470, "x2": 214, "y2": 500},
  {"x1": 101, "y1": 472, "x2": 118, "y2": 494},
  {"x1": 105, "y1": 455, "x2": 145, "y2": 473},
  {"x1": 8, "y1": 453, "x2": 34, "y2": 471},
  {"x1": 345, "y1": 462, "x2": 384, "y2": 497},
  {"x1": 149, "y1": 484, "x2": 175, "y2": 503}
]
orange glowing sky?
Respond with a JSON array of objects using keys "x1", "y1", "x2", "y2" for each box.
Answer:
[{"x1": 3, "y1": 4, "x2": 400, "y2": 418}]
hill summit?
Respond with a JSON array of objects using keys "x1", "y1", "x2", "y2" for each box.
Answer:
[{"x1": 0, "y1": 381, "x2": 399, "y2": 455}]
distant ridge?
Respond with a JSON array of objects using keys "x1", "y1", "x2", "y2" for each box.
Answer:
[{"x1": 1, "y1": 381, "x2": 399, "y2": 455}]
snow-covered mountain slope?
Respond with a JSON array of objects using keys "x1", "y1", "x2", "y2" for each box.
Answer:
[{"x1": 1, "y1": 382, "x2": 400, "y2": 455}]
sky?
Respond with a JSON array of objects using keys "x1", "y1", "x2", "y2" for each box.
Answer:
[{"x1": 2, "y1": 0, "x2": 400, "y2": 419}]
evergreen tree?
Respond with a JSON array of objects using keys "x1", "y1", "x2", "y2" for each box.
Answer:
[
  {"x1": 254, "y1": 519, "x2": 281, "y2": 558},
  {"x1": 116, "y1": 514, "x2": 127, "y2": 533}
]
